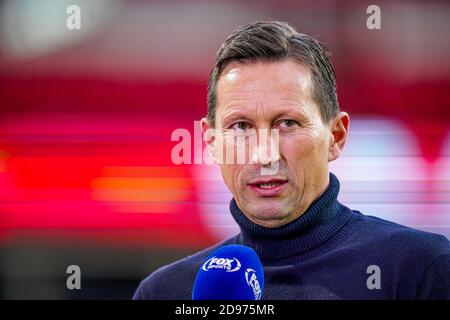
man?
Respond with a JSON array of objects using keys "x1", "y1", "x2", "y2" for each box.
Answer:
[{"x1": 133, "y1": 21, "x2": 450, "y2": 299}]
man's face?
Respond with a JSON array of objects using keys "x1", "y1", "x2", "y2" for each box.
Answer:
[{"x1": 202, "y1": 60, "x2": 341, "y2": 228}]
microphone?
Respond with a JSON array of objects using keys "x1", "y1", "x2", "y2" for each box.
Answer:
[{"x1": 192, "y1": 244, "x2": 264, "y2": 300}]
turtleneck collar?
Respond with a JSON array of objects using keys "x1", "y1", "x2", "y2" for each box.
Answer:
[{"x1": 229, "y1": 172, "x2": 352, "y2": 261}]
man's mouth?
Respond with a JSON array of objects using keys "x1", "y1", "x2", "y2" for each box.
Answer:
[{"x1": 247, "y1": 178, "x2": 288, "y2": 196}]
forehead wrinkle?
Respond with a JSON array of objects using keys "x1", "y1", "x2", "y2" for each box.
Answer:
[
  {"x1": 224, "y1": 81, "x2": 304, "y2": 94},
  {"x1": 220, "y1": 93, "x2": 313, "y2": 122},
  {"x1": 221, "y1": 90, "x2": 310, "y2": 112},
  {"x1": 253, "y1": 101, "x2": 312, "y2": 122},
  {"x1": 221, "y1": 90, "x2": 303, "y2": 106},
  {"x1": 222, "y1": 81, "x2": 309, "y2": 103},
  {"x1": 217, "y1": 61, "x2": 317, "y2": 123},
  {"x1": 219, "y1": 60, "x2": 313, "y2": 93},
  {"x1": 225, "y1": 101, "x2": 309, "y2": 123}
]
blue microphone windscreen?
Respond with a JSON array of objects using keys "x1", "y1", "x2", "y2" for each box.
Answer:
[{"x1": 192, "y1": 244, "x2": 264, "y2": 300}]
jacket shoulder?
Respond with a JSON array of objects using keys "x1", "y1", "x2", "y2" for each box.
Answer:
[{"x1": 351, "y1": 211, "x2": 450, "y2": 259}]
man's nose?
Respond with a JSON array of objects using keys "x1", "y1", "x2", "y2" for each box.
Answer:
[{"x1": 250, "y1": 130, "x2": 280, "y2": 166}]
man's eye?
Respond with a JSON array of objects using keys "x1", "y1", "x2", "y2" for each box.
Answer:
[
  {"x1": 232, "y1": 122, "x2": 251, "y2": 131},
  {"x1": 278, "y1": 119, "x2": 299, "y2": 128}
]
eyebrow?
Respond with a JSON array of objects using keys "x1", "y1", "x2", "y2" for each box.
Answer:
[{"x1": 220, "y1": 104, "x2": 311, "y2": 127}]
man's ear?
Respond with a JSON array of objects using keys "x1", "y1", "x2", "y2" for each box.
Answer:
[
  {"x1": 328, "y1": 112, "x2": 350, "y2": 162},
  {"x1": 200, "y1": 117, "x2": 217, "y2": 163}
]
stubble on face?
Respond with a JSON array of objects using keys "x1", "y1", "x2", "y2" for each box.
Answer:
[{"x1": 214, "y1": 60, "x2": 331, "y2": 228}]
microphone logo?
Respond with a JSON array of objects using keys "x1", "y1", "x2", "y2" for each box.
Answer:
[
  {"x1": 245, "y1": 268, "x2": 262, "y2": 300},
  {"x1": 201, "y1": 256, "x2": 241, "y2": 272}
]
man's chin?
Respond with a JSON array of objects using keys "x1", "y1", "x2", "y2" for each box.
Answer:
[
  {"x1": 243, "y1": 201, "x2": 291, "y2": 228},
  {"x1": 247, "y1": 213, "x2": 291, "y2": 228}
]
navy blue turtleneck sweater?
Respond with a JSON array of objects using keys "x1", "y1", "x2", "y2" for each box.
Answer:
[{"x1": 133, "y1": 173, "x2": 450, "y2": 300}]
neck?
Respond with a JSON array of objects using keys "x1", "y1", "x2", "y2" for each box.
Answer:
[{"x1": 229, "y1": 172, "x2": 352, "y2": 262}]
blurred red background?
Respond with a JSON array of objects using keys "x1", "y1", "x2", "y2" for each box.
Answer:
[{"x1": 0, "y1": 0, "x2": 449, "y2": 299}]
